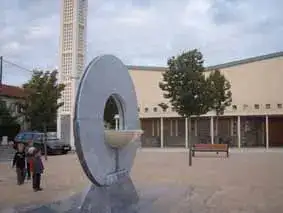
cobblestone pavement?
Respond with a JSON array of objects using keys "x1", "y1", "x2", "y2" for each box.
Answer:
[{"x1": 1, "y1": 149, "x2": 283, "y2": 212}]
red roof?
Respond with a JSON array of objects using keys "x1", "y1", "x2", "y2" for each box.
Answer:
[{"x1": 0, "y1": 84, "x2": 27, "y2": 99}]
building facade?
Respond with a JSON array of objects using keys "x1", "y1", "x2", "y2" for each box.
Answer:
[
  {"x1": 128, "y1": 52, "x2": 283, "y2": 148},
  {"x1": 57, "y1": 0, "x2": 282, "y2": 149},
  {"x1": 57, "y1": 0, "x2": 88, "y2": 148},
  {"x1": 0, "y1": 84, "x2": 28, "y2": 130}
]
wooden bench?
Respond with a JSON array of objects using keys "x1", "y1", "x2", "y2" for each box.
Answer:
[{"x1": 191, "y1": 144, "x2": 229, "y2": 157}]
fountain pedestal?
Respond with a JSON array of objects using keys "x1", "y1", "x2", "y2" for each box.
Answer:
[{"x1": 74, "y1": 177, "x2": 139, "y2": 213}]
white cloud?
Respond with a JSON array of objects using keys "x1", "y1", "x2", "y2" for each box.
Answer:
[
  {"x1": 25, "y1": 15, "x2": 58, "y2": 40},
  {"x1": 0, "y1": 0, "x2": 282, "y2": 85}
]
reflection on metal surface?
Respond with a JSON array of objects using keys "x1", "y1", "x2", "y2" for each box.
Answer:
[
  {"x1": 105, "y1": 169, "x2": 129, "y2": 185},
  {"x1": 104, "y1": 130, "x2": 143, "y2": 148}
]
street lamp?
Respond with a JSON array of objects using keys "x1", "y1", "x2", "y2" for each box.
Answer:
[{"x1": 114, "y1": 114, "x2": 119, "y2": 130}]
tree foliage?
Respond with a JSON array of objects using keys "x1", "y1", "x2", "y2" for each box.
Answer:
[
  {"x1": 159, "y1": 49, "x2": 212, "y2": 118},
  {"x1": 207, "y1": 69, "x2": 232, "y2": 116},
  {"x1": 207, "y1": 69, "x2": 232, "y2": 137},
  {"x1": 21, "y1": 70, "x2": 65, "y2": 131}
]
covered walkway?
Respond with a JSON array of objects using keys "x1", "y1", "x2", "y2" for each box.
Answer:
[{"x1": 140, "y1": 115, "x2": 283, "y2": 148}]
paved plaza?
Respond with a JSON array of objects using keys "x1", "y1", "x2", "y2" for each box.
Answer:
[{"x1": 1, "y1": 148, "x2": 283, "y2": 212}]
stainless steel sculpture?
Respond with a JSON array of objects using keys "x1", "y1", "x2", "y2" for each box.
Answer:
[
  {"x1": 73, "y1": 55, "x2": 143, "y2": 212},
  {"x1": 105, "y1": 130, "x2": 144, "y2": 148}
]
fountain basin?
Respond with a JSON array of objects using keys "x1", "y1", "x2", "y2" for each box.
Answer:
[{"x1": 104, "y1": 130, "x2": 143, "y2": 148}]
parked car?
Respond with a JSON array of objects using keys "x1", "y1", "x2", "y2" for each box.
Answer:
[{"x1": 13, "y1": 131, "x2": 71, "y2": 155}]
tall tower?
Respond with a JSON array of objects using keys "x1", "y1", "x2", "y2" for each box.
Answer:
[{"x1": 57, "y1": 0, "x2": 88, "y2": 149}]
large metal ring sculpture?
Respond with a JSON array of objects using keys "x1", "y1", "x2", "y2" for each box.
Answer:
[{"x1": 73, "y1": 55, "x2": 142, "y2": 186}]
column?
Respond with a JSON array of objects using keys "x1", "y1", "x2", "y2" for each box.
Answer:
[
  {"x1": 265, "y1": 115, "x2": 269, "y2": 149},
  {"x1": 160, "y1": 117, "x2": 164, "y2": 148},
  {"x1": 185, "y1": 118, "x2": 188, "y2": 149},
  {"x1": 210, "y1": 117, "x2": 214, "y2": 144},
  {"x1": 237, "y1": 116, "x2": 241, "y2": 148},
  {"x1": 57, "y1": 115, "x2": 61, "y2": 139}
]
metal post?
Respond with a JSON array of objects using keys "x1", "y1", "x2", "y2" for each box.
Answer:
[
  {"x1": 185, "y1": 118, "x2": 188, "y2": 149},
  {"x1": 210, "y1": 116, "x2": 214, "y2": 144},
  {"x1": 188, "y1": 117, "x2": 192, "y2": 166},
  {"x1": 237, "y1": 116, "x2": 241, "y2": 148}
]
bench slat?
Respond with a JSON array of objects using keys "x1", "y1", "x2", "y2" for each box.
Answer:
[
  {"x1": 194, "y1": 144, "x2": 228, "y2": 149},
  {"x1": 192, "y1": 143, "x2": 229, "y2": 157}
]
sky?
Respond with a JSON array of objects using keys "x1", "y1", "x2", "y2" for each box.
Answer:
[{"x1": 0, "y1": 0, "x2": 282, "y2": 86}]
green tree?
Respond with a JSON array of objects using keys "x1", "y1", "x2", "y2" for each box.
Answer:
[
  {"x1": 21, "y1": 70, "x2": 65, "y2": 160},
  {"x1": 207, "y1": 69, "x2": 232, "y2": 141},
  {"x1": 159, "y1": 49, "x2": 212, "y2": 166},
  {"x1": 21, "y1": 70, "x2": 65, "y2": 132}
]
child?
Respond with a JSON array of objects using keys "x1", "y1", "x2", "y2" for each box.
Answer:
[
  {"x1": 25, "y1": 140, "x2": 35, "y2": 180},
  {"x1": 30, "y1": 148, "x2": 44, "y2": 191},
  {"x1": 12, "y1": 143, "x2": 26, "y2": 185}
]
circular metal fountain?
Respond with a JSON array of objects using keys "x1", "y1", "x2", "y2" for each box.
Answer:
[{"x1": 73, "y1": 55, "x2": 143, "y2": 186}]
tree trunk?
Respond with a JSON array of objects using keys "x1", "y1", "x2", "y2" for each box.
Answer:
[
  {"x1": 188, "y1": 117, "x2": 192, "y2": 166},
  {"x1": 43, "y1": 123, "x2": 48, "y2": 161},
  {"x1": 215, "y1": 116, "x2": 219, "y2": 144}
]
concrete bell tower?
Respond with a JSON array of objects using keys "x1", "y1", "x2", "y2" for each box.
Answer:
[{"x1": 57, "y1": 0, "x2": 88, "y2": 149}]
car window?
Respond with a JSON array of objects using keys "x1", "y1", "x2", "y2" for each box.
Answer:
[
  {"x1": 15, "y1": 133, "x2": 30, "y2": 141},
  {"x1": 33, "y1": 134, "x2": 42, "y2": 141},
  {"x1": 24, "y1": 133, "x2": 34, "y2": 141},
  {"x1": 15, "y1": 133, "x2": 25, "y2": 141},
  {"x1": 15, "y1": 132, "x2": 40, "y2": 142}
]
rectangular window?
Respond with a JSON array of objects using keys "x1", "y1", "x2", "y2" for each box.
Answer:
[
  {"x1": 151, "y1": 120, "x2": 155, "y2": 137},
  {"x1": 0, "y1": 100, "x2": 6, "y2": 107},
  {"x1": 156, "y1": 119, "x2": 160, "y2": 137},
  {"x1": 175, "y1": 119, "x2": 178, "y2": 136},
  {"x1": 170, "y1": 120, "x2": 173, "y2": 136}
]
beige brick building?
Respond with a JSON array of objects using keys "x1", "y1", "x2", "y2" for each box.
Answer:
[{"x1": 128, "y1": 51, "x2": 283, "y2": 148}]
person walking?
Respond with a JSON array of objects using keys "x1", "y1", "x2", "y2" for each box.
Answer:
[
  {"x1": 25, "y1": 140, "x2": 35, "y2": 180},
  {"x1": 12, "y1": 143, "x2": 26, "y2": 185},
  {"x1": 30, "y1": 148, "x2": 44, "y2": 191}
]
